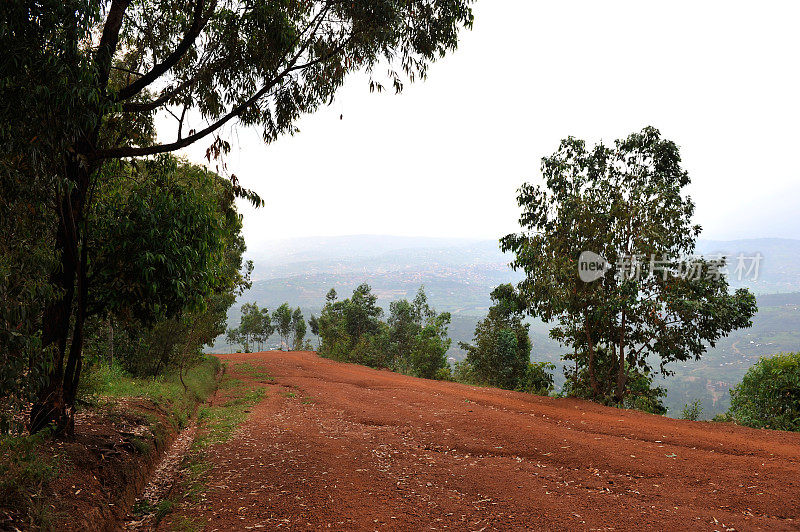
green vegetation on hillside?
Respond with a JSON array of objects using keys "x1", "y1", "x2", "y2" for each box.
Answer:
[
  {"x1": 501, "y1": 127, "x2": 757, "y2": 412},
  {"x1": 225, "y1": 303, "x2": 274, "y2": 352},
  {"x1": 314, "y1": 283, "x2": 556, "y2": 393},
  {"x1": 317, "y1": 285, "x2": 451, "y2": 380},
  {"x1": 457, "y1": 284, "x2": 554, "y2": 395},
  {"x1": 0, "y1": 357, "x2": 220, "y2": 527},
  {"x1": 727, "y1": 352, "x2": 800, "y2": 431},
  {"x1": 226, "y1": 302, "x2": 307, "y2": 352},
  {"x1": 2, "y1": 0, "x2": 473, "y2": 435}
]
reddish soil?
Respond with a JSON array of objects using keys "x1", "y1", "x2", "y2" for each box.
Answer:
[{"x1": 167, "y1": 351, "x2": 800, "y2": 531}]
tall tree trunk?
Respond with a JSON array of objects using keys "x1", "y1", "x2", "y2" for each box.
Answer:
[
  {"x1": 574, "y1": 354, "x2": 578, "y2": 388},
  {"x1": 30, "y1": 158, "x2": 90, "y2": 434},
  {"x1": 30, "y1": 0, "x2": 129, "y2": 435},
  {"x1": 615, "y1": 312, "x2": 628, "y2": 402},
  {"x1": 584, "y1": 321, "x2": 599, "y2": 398},
  {"x1": 30, "y1": 202, "x2": 74, "y2": 433}
]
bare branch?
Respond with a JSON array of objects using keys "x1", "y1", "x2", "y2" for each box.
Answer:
[
  {"x1": 110, "y1": 65, "x2": 144, "y2": 76},
  {"x1": 178, "y1": 103, "x2": 189, "y2": 140}
]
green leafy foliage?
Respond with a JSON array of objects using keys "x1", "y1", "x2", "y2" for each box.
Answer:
[
  {"x1": 1, "y1": 153, "x2": 250, "y2": 431},
  {"x1": 91, "y1": 157, "x2": 227, "y2": 321},
  {"x1": 317, "y1": 285, "x2": 451, "y2": 378},
  {"x1": 458, "y1": 284, "x2": 551, "y2": 393},
  {"x1": 273, "y1": 303, "x2": 294, "y2": 350},
  {"x1": 82, "y1": 157, "x2": 251, "y2": 379},
  {"x1": 308, "y1": 315, "x2": 320, "y2": 337},
  {"x1": 409, "y1": 311, "x2": 452, "y2": 379},
  {"x1": 517, "y1": 362, "x2": 556, "y2": 396},
  {"x1": 622, "y1": 371, "x2": 668, "y2": 415},
  {"x1": 728, "y1": 352, "x2": 800, "y2": 431},
  {"x1": 681, "y1": 399, "x2": 703, "y2": 421},
  {"x1": 227, "y1": 303, "x2": 307, "y2": 351},
  {"x1": 501, "y1": 127, "x2": 757, "y2": 409},
  {"x1": 101, "y1": 0, "x2": 474, "y2": 159},
  {"x1": 227, "y1": 303, "x2": 273, "y2": 352},
  {"x1": 318, "y1": 284, "x2": 383, "y2": 364},
  {"x1": 291, "y1": 308, "x2": 307, "y2": 351},
  {"x1": 561, "y1": 346, "x2": 667, "y2": 414},
  {"x1": 452, "y1": 359, "x2": 478, "y2": 385},
  {"x1": 2, "y1": 0, "x2": 472, "y2": 433}
]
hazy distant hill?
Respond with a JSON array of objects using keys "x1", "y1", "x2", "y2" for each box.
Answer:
[
  {"x1": 212, "y1": 235, "x2": 800, "y2": 418},
  {"x1": 696, "y1": 238, "x2": 800, "y2": 294},
  {"x1": 244, "y1": 235, "x2": 800, "y2": 292},
  {"x1": 240, "y1": 235, "x2": 518, "y2": 315},
  {"x1": 245, "y1": 235, "x2": 511, "y2": 284}
]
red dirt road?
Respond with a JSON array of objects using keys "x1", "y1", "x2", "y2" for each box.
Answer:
[{"x1": 168, "y1": 351, "x2": 800, "y2": 530}]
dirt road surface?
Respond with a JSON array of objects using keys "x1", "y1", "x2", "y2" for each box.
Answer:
[{"x1": 164, "y1": 351, "x2": 800, "y2": 531}]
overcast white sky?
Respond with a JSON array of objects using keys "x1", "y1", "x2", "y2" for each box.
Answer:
[{"x1": 176, "y1": 1, "x2": 800, "y2": 250}]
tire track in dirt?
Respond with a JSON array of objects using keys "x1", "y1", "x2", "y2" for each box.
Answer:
[{"x1": 163, "y1": 351, "x2": 800, "y2": 531}]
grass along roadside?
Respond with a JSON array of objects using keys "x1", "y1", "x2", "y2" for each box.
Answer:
[
  {"x1": 0, "y1": 427, "x2": 61, "y2": 529},
  {"x1": 79, "y1": 356, "x2": 222, "y2": 431},
  {"x1": 149, "y1": 364, "x2": 268, "y2": 530},
  {"x1": 0, "y1": 356, "x2": 222, "y2": 530}
]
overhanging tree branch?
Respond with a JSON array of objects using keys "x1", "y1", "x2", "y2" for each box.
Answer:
[
  {"x1": 121, "y1": 0, "x2": 334, "y2": 114},
  {"x1": 115, "y1": 0, "x2": 213, "y2": 101},
  {"x1": 121, "y1": 71, "x2": 200, "y2": 112},
  {"x1": 95, "y1": 0, "x2": 132, "y2": 95},
  {"x1": 93, "y1": 38, "x2": 349, "y2": 160}
]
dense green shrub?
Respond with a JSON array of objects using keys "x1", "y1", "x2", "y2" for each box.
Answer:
[
  {"x1": 434, "y1": 367, "x2": 454, "y2": 381},
  {"x1": 459, "y1": 284, "x2": 534, "y2": 390},
  {"x1": 681, "y1": 399, "x2": 704, "y2": 421},
  {"x1": 729, "y1": 352, "x2": 800, "y2": 431},
  {"x1": 517, "y1": 362, "x2": 556, "y2": 396},
  {"x1": 409, "y1": 314, "x2": 452, "y2": 379},
  {"x1": 562, "y1": 345, "x2": 667, "y2": 415},
  {"x1": 451, "y1": 360, "x2": 478, "y2": 385},
  {"x1": 80, "y1": 159, "x2": 251, "y2": 380}
]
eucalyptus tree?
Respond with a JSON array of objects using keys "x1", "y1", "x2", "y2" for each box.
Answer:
[
  {"x1": 501, "y1": 127, "x2": 757, "y2": 405},
  {"x1": 317, "y1": 284, "x2": 449, "y2": 377},
  {"x1": 387, "y1": 286, "x2": 446, "y2": 374},
  {"x1": 291, "y1": 307, "x2": 306, "y2": 351},
  {"x1": 273, "y1": 303, "x2": 293, "y2": 350},
  {"x1": 3, "y1": 0, "x2": 473, "y2": 432},
  {"x1": 409, "y1": 309, "x2": 451, "y2": 380},
  {"x1": 237, "y1": 303, "x2": 263, "y2": 351},
  {"x1": 308, "y1": 315, "x2": 320, "y2": 349},
  {"x1": 387, "y1": 299, "x2": 418, "y2": 371},
  {"x1": 259, "y1": 307, "x2": 274, "y2": 350}
]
